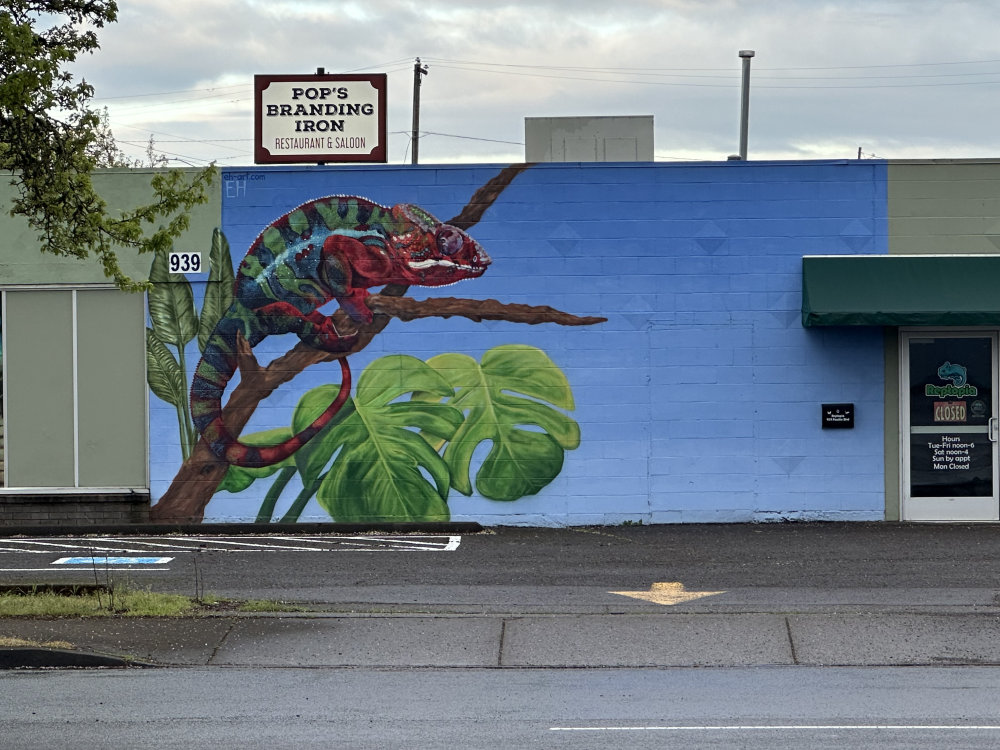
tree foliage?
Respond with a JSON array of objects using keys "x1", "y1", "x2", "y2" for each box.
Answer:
[{"x1": 0, "y1": 0, "x2": 215, "y2": 291}]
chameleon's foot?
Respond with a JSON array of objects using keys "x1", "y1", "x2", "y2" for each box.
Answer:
[
  {"x1": 338, "y1": 291, "x2": 374, "y2": 324},
  {"x1": 305, "y1": 332, "x2": 350, "y2": 352},
  {"x1": 293, "y1": 316, "x2": 356, "y2": 352}
]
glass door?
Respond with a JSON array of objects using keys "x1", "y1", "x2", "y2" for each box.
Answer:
[{"x1": 901, "y1": 331, "x2": 999, "y2": 521}]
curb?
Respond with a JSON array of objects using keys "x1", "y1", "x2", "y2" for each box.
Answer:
[
  {"x1": 0, "y1": 647, "x2": 156, "y2": 670},
  {"x1": 0, "y1": 521, "x2": 483, "y2": 538}
]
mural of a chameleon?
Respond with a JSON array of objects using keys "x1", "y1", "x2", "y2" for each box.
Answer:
[{"x1": 190, "y1": 195, "x2": 491, "y2": 468}]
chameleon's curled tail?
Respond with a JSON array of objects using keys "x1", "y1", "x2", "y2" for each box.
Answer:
[{"x1": 191, "y1": 356, "x2": 352, "y2": 469}]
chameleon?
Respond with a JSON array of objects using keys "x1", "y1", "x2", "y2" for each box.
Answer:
[
  {"x1": 937, "y1": 361, "x2": 968, "y2": 387},
  {"x1": 190, "y1": 195, "x2": 491, "y2": 468}
]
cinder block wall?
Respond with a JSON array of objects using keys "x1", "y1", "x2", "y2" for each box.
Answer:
[
  {"x1": 0, "y1": 494, "x2": 150, "y2": 526},
  {"x1": 150, "y1": 161, "x2": 889, "y2": 525}
]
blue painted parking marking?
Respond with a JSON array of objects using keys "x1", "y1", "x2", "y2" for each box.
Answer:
[{"x1": 53, "y1": 557, "x2": 174, "y2": 566}]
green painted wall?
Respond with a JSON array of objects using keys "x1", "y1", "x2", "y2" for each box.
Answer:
[
  {"x1": 0, "y1": 168, "x2": 220, "y2": 285},
  {"x1": 885, "y1": 160, "x2": 1000, "y2": 519},
  {"x1": 77, "y1": 289, "x2": 148, "y2": 487},
  {"x1": 882, "y1": 329, "x2": 900, "y2": 521},
  {"x1": 0, "y1": 168, "x2": 220, "y2": 494},
  {"x1": 5, "y1": 291, "x2": 75, "y2": 487},
  {"x1": 888, "y1": 159, "x2": 1000, "y2": 255}
]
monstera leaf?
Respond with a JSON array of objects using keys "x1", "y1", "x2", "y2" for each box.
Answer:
[
  {"x1": 148, "y1": 250, "x2": 198, "y2": 348},
  {"x1": 423, "y1": 345, "x2": 580, "y2": 501},
  {"x1": 291, "y1": 356, "x2": 464, "y2": 522},
  {"x1": 198, "y1": 229, "x2": 235, "y2": 353},
  {"x1": 289, "y1": 383, "x2": 356, "y2": 486},
  {"x1": 216, "y1": 427, "x2": 296, "y2": 493}
]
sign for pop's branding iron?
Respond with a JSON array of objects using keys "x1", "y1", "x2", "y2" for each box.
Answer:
[{"x1": 254, "y1": 74, "x2": 387, "y2": 164}]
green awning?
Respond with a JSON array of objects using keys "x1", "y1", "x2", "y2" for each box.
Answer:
[{"x1": 802, "y1": 254, "x2": 1000, "y2": 327}]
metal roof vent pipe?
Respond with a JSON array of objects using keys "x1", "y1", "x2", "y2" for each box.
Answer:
[{"x1": 738, "y1": 49, "x2": 755, "y2": 161}]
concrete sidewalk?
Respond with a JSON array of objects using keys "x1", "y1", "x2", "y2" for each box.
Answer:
[{"x1": 6, "y1": 609, "x2": 1000, "y2": 669}]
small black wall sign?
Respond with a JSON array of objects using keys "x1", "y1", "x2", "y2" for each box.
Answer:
[{"x1": 822, "y1": 403, "x2": 855, "y2": 429}]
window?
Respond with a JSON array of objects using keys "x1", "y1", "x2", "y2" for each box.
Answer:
[{"x1": 1, "y1": 289, "x2": 146, "y2": 489}]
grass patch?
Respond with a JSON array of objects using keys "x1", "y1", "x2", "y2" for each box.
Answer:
[
  {"x1": 0, "y1": 590, "x2": 197, "y2": 617},
  {"x1": 0, "y1": 590, "x2": 310, "y2": 617},
  {"x1": 0, "y1": 636, "x2": 74, "y2": 649},
  {"x1": 238, "y1": 599, "x2": 309, "y2": 613}
]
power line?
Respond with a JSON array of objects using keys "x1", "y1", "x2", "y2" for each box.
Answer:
[
  {"x1": 112, "y1": 122, "x2": 247, "y2": 155},
  {"x1": 91, "y1": 60, "x2": 415, "y2": 105},
  {"x1": 424, "y1": 60, "x2": 1000, "y2": 89},
  {"x1": 420, "y1": 131, "x2": 524, "y2": 146},
  {"x1": 424, "y1": 55, "x2": 1000, "y2": 73},
  {"x1": 93, "y1": 84, "x2": 246, "y2": 101},
  {"x1": 654, "y1": 153, "x2": 713, "y2": 162},
  {"x1": 90, "y1": 55, "x2": 1000, "y2": 112},
  {"x1": 118, "y1": 138, "x2": 249, "y2": 144}
]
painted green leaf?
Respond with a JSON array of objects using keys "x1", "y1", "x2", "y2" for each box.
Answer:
[
  {"x1": 198, "y1": 228, "x2": 235, "y2": 353},
  {"x1": 148, "y1": 250, "x2": 199, "y2": 348},
  {"x1": 145, "y1": 328, "x2": 186, "y2": 407},
  {"x1": 217, "y1": 427, "x2": 295, "y2": 493},
  {"x1": 423, "y1": 345, "x2": 580, "y2": 501},
  {"x1": 290, "y1": 382, "x2": 355, "y2": 486},
  {"x1": 292, "y1": 355, "x2": 463, "y2": 523}
]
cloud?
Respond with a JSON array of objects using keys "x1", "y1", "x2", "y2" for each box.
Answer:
[{"x1": 66, "y1": 0, "x2": 1000, "y2": 165}]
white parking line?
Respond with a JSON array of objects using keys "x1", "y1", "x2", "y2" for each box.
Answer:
[
  {"x1": 0, "y1": 534, "x2": 463, "y2": 555},
  {"x1": 0, "y1": 540, "x2": 157, "y2": 554},
  {"x1": 247, "y1": 535, "x2": 352, "y2": 548},
  {"x1": 0, "y1": 547, "x2": 48, "y2": 554},
  {"x1": 85, "y1": 537, "x2": 226, "y2": 552},
  {"x1": 53, "y1": 557, "x2": 173, "y2": 565},
  {"x1": 305, "y1": 535, "x2": 458, "y2": 549},
  {"x1": 91, "y1": 536, "x2": 327, "y2": 552},
  {"x1": 152, "y1": 536, "x2": 337, "y2": 552},
  {"x1": 0, "y1": 568, "x2": 171, "y2": 572},
  {"x1": 550, "y1": 725, "x2": 1000, "y2": 732}
]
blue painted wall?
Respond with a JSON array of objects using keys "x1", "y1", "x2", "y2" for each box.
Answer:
[{"x1": 149, "y1": 160, "x2": 889, "y2": 524}]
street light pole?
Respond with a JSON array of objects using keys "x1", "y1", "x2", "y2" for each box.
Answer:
[{"x1": 738, "y1": 50, "x2": 755, "y2": 161}]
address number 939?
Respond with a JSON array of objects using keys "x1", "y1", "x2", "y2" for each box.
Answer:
[{"x1": 168, "y1": 251, "x2": 202, "y2": 274}]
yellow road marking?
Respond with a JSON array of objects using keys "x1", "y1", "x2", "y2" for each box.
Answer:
[{"x1": 610, "y1": 581, "x2": 725, "y2": 605}]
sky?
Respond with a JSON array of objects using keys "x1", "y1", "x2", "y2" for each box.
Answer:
[{"x1": 67, "y1": 0, "x2": 1000, "y2": 167}]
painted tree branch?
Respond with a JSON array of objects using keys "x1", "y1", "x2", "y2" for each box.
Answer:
[
  {"x1": 151, "y1": 164, "x2": 539, "y2": 523},
  {"x1": 368, "y1": 295, "x2": 607, "y2": 326}
]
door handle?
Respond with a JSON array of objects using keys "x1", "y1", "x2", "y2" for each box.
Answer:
[{"x1": 991, "y1": 417, "x2": 998, "y2": 443}]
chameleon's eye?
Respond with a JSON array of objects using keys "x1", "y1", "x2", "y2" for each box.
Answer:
[{"x1": 436, "y1": 227, "x2": 464, "y2": 256}]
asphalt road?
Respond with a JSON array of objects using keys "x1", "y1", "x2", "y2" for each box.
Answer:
[{"x1": 5, "y1": 666, "x2": 1000, "y2": 749}]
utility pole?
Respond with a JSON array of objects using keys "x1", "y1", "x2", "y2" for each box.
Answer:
[
  {"x1": 411, "y1": 58, "x2": 429, "y2": 164},
  {"x1": 738, "y1": 50, "x2": 755, "y2": 161}
]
